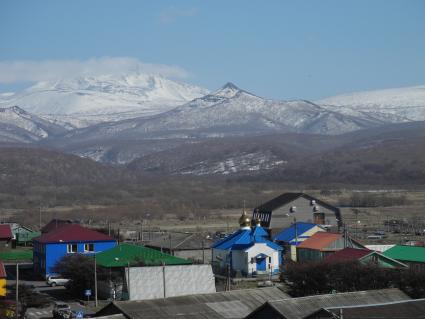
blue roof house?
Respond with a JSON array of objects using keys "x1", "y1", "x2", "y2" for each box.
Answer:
[
  {"x1": 273, "y1": 222, "x2": 325, "y2": 261},
  {"x1": 33, "y1": 223, "x2": 117, "y2": 278},
  {"x1": 211, "y1": 211, "x2": 282, "y2": 277}
]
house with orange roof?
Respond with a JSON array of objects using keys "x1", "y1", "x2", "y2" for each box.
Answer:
[{"x1": 296, "y1": 232, "x2": 365, "y2": 262}]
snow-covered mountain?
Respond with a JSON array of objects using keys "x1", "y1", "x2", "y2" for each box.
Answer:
[
  {"x1": 0, "y1": 106, "x2": 67, "y2": 143},
  {"x1": 318, "y1": 85, "x2": 425, "y2": 122},
  {"x1": 60, "y1": 83, "x2": 384, "y2": 145},
  {"x1": 0, "y1": 73, "x2": 209, "y2": 127}
]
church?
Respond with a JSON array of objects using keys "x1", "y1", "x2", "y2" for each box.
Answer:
[{"x1": 211, "y1": 210, "x2": 282, "y2": 277}]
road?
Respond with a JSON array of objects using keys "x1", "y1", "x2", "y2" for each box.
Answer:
[{"x1": 6, "y1": 279, "x2": 96, "y2": 319}]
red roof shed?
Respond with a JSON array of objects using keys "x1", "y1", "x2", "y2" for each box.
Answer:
[{"x1": 0, "y1": 225, "x2": 12, "y2": 240}]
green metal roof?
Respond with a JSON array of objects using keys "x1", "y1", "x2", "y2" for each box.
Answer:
[
  {"x1": 383, "y1": 245, "x2": 425, "y2": 263},
  {"x1": 95, "y1": 243, "x2": 192, "y2": 268},
  {"x1": 0, "y1": 249, "x2": 33, "y2": 261}
]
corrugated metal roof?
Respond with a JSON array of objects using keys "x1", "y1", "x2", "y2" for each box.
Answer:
[
  {"x1": 297, "y1": 232, "x2": 342, "y2": 250},
  {"x1": 324, "y1": 248, "x2": 408, "y2": 268},
  {"x1": 33, "y1": 224, "x2": 115, "y2": 244},
  {"x1": 212, "y1": 226, "x2": 281, "y2": 251},
  {"x1": 254, "y1": 289, "x2": 410, "y2": 319},
  {"x1": 0, "y1": 224, "x2": 12, "y2": 240},
  {"x1": 95, "y1": 243, "x2": 192, "y2": 267},
  {"x1": 383, "y1": 245, "x2": 425, "y2": 263},
  {"x1": 323, "y1": 299, "x2": 425, "y2": 319},
  {"x1": 273, "y1": 223, "x2": 319, "y2": 243},
  {"x1": 324, "y1": 248, "x2": 371, "y2": 262},
  {"x1": 97, "y1": 287, "x2": 290, "y2": 319}
]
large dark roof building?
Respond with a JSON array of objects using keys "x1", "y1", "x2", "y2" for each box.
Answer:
[{"x1": 253, "y1": 193, "x2": 341, "y2": 232}]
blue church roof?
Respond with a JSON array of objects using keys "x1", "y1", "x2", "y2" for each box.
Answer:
[
  {"x1": 273, "y1": 222, "x2": 320, "y2": 243},
  {"x1": 212, "y1": 226, "x2": 282, "y2": 251}
]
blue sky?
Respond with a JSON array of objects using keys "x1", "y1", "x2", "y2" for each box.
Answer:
[{"x1": 1, "y1": 0, "x2": 425, "y2": 100}]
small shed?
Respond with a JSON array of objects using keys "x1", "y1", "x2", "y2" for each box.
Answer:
[
  {"x1": 0, "y1": 225, "x2": 12, "y2": 251},
  {"x1": 95, "y1": 243, "x2": 204, "y2": 301}
]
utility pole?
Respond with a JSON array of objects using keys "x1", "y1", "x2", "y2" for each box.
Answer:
[
  {"x1": 94, "y1": 255, "x2": 98, "y2": 307},
  {"x1": 169, "y1": 234, "x2": 172, "y2": 255},
  {"x1": 202, "y1": 240, "x2": 205, "y2": 264},
  {"x1": 15, "y1": 263, "x2": 19, "y2": 319},
  {"x1": 39, "y1": 206, "x2": 42, "y2": 230},
  {"x1": 227, "y1": 263, "x2": 231, "y2": 291}
]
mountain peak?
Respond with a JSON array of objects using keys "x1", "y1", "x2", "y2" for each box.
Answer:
[
  {"x1": 221, "y1": 82, "x2": 240, "y2": 90},
  {"x1": 212, "y1": 82, "x2": 244, "y2": 99}
]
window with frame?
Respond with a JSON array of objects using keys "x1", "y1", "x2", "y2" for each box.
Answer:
[
  {"x1": 67, "y1": 243, "x2": 78, "y2": 253},
  {"x1": 84, "y1": 243, "x2": 94, "y2": 252}
]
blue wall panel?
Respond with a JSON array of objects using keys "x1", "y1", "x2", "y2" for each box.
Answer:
[{"x1": 35, "y1": 240, "x2": 117, "y2": 277}]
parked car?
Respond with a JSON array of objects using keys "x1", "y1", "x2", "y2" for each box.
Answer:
[{"x1": 46, "y1": 275, "x2": 70, "y2": 287}]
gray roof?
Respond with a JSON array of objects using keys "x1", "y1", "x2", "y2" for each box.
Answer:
[
  {"x1": 96, "y1": 287, "x2": 290, "y2": 319},
  {"x1": 145, "y1": 232, "x2": 214, "y2": 251},
  {"x1": 322, "y1": 299, "x2": 425, "y2": 319},
  {"x1": 246, "y1": 288, "x2": 411, "y2": 319}
]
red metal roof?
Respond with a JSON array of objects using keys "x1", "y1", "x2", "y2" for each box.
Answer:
[
  {"x1": 0, "y1": 224, "x2": 12, "y2": 240},
  {"x1": 324, "y1": 247, "x2": 372, "y2": 263},
  {"x1": 0, "y1": 261, "x2": 6, "y2": 278},
  {"x1": 297, "y1": 232, "x2": 342, "y2": 250},
  {"x1": 33, "y1": 224, "x2": 114, "y2": 243}
]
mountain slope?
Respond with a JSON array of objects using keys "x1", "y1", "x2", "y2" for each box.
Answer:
[
  {"x1": 0, "y1": 74, "x2": 209, "y2": 127},
  {"x1": 318, "y1": 85, "x2": 425, "y2": 122},
  {"x1": 55, "y1": 83, "x2": 384, "y2": 148},
  {"x1": 0, "y1": 106, "x2": 68, "y2": 143}
]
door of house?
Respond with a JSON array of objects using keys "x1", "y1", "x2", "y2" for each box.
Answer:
[{"x1": 256, "y1": 256, "x2": 266, "y2": 271}]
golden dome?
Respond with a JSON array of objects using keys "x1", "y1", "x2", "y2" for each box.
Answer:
[{"x1": 239, "y1": 210, "x2": 251, "y2": 228}]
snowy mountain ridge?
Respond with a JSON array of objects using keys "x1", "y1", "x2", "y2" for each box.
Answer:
[
  {"x1": 318, "y1": 84, "x2": 425, "y2": 121},
  {"x1": 0, "y1": 73, "x2": 209, "y2": 127},
  {"x1": 0, "y1": 106, "x2": 67, "y2": 142}
]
